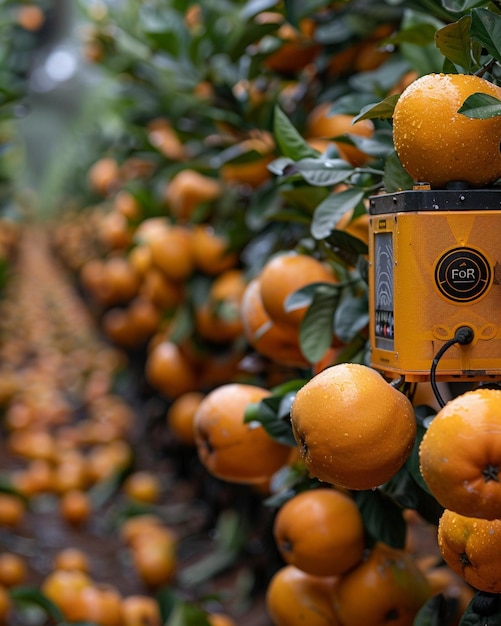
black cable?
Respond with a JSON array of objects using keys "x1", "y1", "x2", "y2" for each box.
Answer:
[{"x1": 430, "y1": 326, "x2": 475, "y2": 408}]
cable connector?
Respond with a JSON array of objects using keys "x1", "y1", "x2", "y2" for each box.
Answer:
[
  {"x1": 430, "y1": 325, "x2": 475, "y2": 408},
  {"x1": 454, "y1": 325, "x2": 474, "y2": 345}
]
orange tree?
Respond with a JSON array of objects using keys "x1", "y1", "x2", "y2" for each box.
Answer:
[
  {"x1": 37, "y1": 0, "x2": 501, "y2": 624},
  {"x1": 0, "y1": 1, "x2": 48, "y2": 291}
]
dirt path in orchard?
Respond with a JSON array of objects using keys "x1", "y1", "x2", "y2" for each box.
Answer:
[{"x1": 0, "y1": 225, "x2": 275, "y2": 625}]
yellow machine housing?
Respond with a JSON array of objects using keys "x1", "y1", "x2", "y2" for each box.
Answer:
[{"x1": 368, "y1": 187, "x2": 501, "y2": 382}]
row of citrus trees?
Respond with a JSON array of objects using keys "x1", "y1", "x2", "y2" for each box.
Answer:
[
  {"x1": 0, "y1": 1, "x2": 49, "y2": 293},
  {"x1": 46, "y1": 0, "x2": 501, "y2": 624}
]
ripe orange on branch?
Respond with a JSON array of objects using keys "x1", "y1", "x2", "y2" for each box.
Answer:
[
  {"x1": 331, "y1": 542, "x2": 431, "y2": 626},
  {"x1": 290, "y1": 363, "x2": 416, "y2": 489},
  {"x1": 265, "y1": 564, "x2": 340, "y2": 626},
  {"x1": 193, "y1": 383, "x2": 292, "y2": 484},
  {"x1": 306, "y1": 103, "x2": 374, "y2": 166},
  {"x1": 273, "y1": 487, "x2": 365, "y2": 577},
  {"x1": 438, "y1": 508, "x2": 501, "y2": 593},
  {"x1": 393, "y1": 72, "x2": 501, "y2": 188},
  {"x1": 259, "y1": 251, "x2": 338, "y2": 328},
  {"x1": 240, "y1": 278, "x2": 310, "y2": 368},
  {"x1": 419, "y1": 388, "x2": 501, "y2": 520}
]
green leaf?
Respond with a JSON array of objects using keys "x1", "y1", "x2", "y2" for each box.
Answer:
[
  {"x1": 398, "y1": 11, "x2": 444, "y2": 75},
  {"x1": 299, "y1": 284, "x2": 341, "y2": 364},
  {"x1": 273, "y1": 106, "x2": 320, "y2": 161},
  {"x1": 458, "y1": 92, "x2": 501, "y2": 119},
  {"x1": 443, "y1": 0, "x2": 491, "y2": 11},
  {"x1": 285, "y1": 281, "x2": 341, "y2": 313},
  {"x1": 382, "y1": 467, "x2": 422, "y2": 511},
  {"x1": 389, "y1": 22, "x2": 438, "y2": 45},
  {"x1": 311, "y1": 188, "x2": 366, "y2": 240},
  {"x1": 334, "y1": 291, "x2": 369, "y2": 343},
  {"x1": 471, "y1": 7, "x2": 501, "y2": 63},
  {"x1": 459, "y1": 592, "x2": 501, "y2": 625},
  {"x1": 414, "y1": 594, "x2": 461, "y2": 626},
  {"x1": 10, "y1": 587, "x2": 65, "y2": 622},
  {"x1": 165, "y1": 600, "x2": 212, "y2": 626},
  {"x1": 270, "y1": 153, "x2": 354, "y2": 187},
  {"x1": 382, "y1": 151, "x2": 414, "y2": 192},
  {"x1": 270, "y1": 378, "x2": 309, "y2": 397},
  {"x1": 435, "y1": 15, "x2": 473, "y2": 70},
  {"x1": 155, "y1": 587, "x2": 179, "y2": 624},
  {"x1": 325, "y1": 230, "x2": 369, "y2": 267},
  {"x1": 327, "y1": 92, "x2": 380, "y2": 117},
  {"x1": 405, "y1": 424, "x2": 431, "y2": 494},
  {"x1": 245, "y1": 396, "x2": 297, "y2": 446},
  {"x1": 353, "y1": 489, "x2": 407, "y2": 548},
  {"x1": 352, "y1": 94, "x2": 400, "y2": 123}
]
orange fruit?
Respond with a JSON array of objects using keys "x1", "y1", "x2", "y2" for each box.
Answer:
[
  {"x1": 259, "y1": 252, "x2": 338, "y2": 328},
  {"x1": 193, "y1": 383, "x2": 292, "y2": 484},
  {"x1": 122, "y1": 595, "x2": 162, "y2": 626},
  {"x1": 438, "y1": 508, "x2": 501, "y2": 593},
  {"x1": 220, "y1": 132, "x2": 275, "y2": 188},
  {"x1": 145, "y1": 340, "x2": 198, "y2": 399},
  {"x1": 0, "y1": 493, "x2": 25, "y2": 528},
  {"x1": 273, "y1": 487, "x2": 365, "y2": 577},
  {"x1": 290, "y1": 363, "x2": 416, "y2": 489},
  {"x1": 240, "y1": 278, "x2": 310, "y2": 368},
  {"x1": 195, "y1": 269, "x2": 246, "y2": 344},
  {"x1": 147, "y1": 224, "x2": 194, "y2": 282},
  {"x1": 166, "y1": 391, "x2": 204, "y2": 445},
  {"x1": 139, "y1": 267, "x2": 184, "y2": 310},
  {"x1": 87, "y1": 157, "x2": 121, "y2": 196},
  {"x1": 265, "y1": 564, "x2": 340, "y2": 626},
  {"x1": 101, "y1": 256, "x2": 141, "y2": 306},
  {"x1": 76, "y1": 583, "x2": 124, "y2": 626},
  {"x1": 207, "y1": 613, "x2": 238, "y2": 626},
  {"x1": 123, "y1": 471, "x2": 161, "y2": 504},
  {"x1": 0, "y1": 584, "x2": 11, "y2": 624},
  {"x1": 258, "y1": 13, "x2": 321, "y2": 76},
  {"x1": 127, "y1": 296, "x2": 161, "y2": 340},
  {"x1": 119, "y1": 514, "x2": 166, "y2": 546},
  {"x1": 0, "y1": 553, "x2": 27, "y2": 587},
  {"x1": 147, "y1": 118, "x2": 187, "y2": 162},
  {"x1": 98, "y1": 210, "x2": 133, "y2": 251},
  {"x1": 332, "y1": 542, "x2": 431, "y2": 626},
  {"x1": 113, "y1": 190, "x2": 142, "y2": 221},
  {"x1": 163, "y1": 169, "x2": 221, "y2": 220},
  {"x1": 60, "y1": 489, "x2": 92, "y2": 526},
  {"x1": 419, "y1": 388, "x2": 501, "y2": 520},
  {"x1": 130, "y1": 530, "x2": 177, "y2": 588},
  {"x1": 306, "y1": 104, "x2": 374, "y2": 166},
  {"x1": 191, "y1": 225, "x2": 237, "y2": 275},
  {"x1": 17, "y1": 5, "x2": 45, "y2": 31},
  {"x1": 41, "y1": 569, "x2": 93, "y2": 622},
  {"x1": 101, "y1": 308, "x2": 137, "y2": 349},
  {"x1": 393, "y1": 73, "x2": 501, "y2": 188},
  {"x1": 53, "y1": 548, "x2": 91, "y2": 574}
]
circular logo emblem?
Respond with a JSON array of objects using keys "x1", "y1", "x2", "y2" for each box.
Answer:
[{"x1": 435, "y1": 247, "x2": 492, "y2": 303}]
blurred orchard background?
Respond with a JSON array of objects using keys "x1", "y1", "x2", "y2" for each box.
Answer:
[{"x1": 0, "y1": 0, "x2": 500, "y2": 625}]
